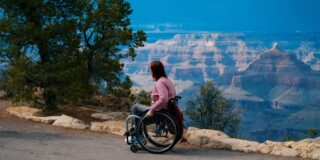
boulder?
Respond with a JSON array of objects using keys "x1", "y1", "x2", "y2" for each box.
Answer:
[
  {"x1": 24, "y1": 116, "x2": 60, "y2": 124},
  {"x1": 180, "y1": 129, "x2": 189, "y2": 142},
  {"x1": 91, "y1": 112, "x2": 128, "y2": 121},
  {"x1": 316, "y1": 137, "x2": 320, "y2": 144},
  {"x1": 186, "y1": 127, "x2": 229, "y2": 148},
  {"x1": 270, "y1": 146, "x2": 299, "y2": 157},
  {"x1": 6, "y1": 106, "x2": 42, "y2": 118},
  {"x1": 292, "y1": 141, "x2": 311, "y2": 159},
  {"x1": 259, "y1": 143, "x2": 274, "y2": 154},
  {"x1": 185, "y1": 127, "x2": 259, "y2": 152},
  {"x1": 224, "y1": 138, "x2": 260, "y2": 153},
  {"x1": 257, "y1": 139, "x2": 320, "y2": 159},
  {"x1": 310, "y1": 150, "x2": 320, "y2": 160},
  {"x1": 300, "y1": 138, "x2": 320, "y2": 144},
  {"x1": 90, "y1": 121, "x2": 125, "y2": 136},
  {"x1": 300, "y1": 138, "x2": 314, "y2": 143},
  {"x1": 53, "y1": 115, "x2": 89, "y2": 129},
  {"x1": 297, "y1": 141, "x2": 320, "y2": 159},
  {"x1": 91, "y1": 113, "x2": 113, "y2": 121}
]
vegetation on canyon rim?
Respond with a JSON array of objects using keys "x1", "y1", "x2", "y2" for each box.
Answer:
[
  {"x1": 185, "y1": 81, "x2": 241, "y2": 137},
  {"x1": 0, "y1": 0, "x2": 146, "y2": 114}
]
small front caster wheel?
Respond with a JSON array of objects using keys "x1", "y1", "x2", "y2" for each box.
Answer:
[{"x1": 130, "y1": 145, "x2": 139, "y2": 153}]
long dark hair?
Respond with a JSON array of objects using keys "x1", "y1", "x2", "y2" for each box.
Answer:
[{"x1": 150, "y1": 61, "x2": 167, "y2": 81}]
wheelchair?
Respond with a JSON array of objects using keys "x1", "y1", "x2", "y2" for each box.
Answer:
[{"x1": 124, "y1": 96, "x2": 182, "y2": 154}]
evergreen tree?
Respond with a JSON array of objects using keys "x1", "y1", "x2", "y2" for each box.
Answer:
[
  {"x1": 185, "y1": 81, "x2": 241, "y2": 136},
  {"x1": 78, "y1": 0, "x2": 146, "y2": 95},
  {"x1": 0, "y1": 0, "x2": 146, "y2": 113}
]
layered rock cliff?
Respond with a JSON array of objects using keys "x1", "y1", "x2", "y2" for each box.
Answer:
[{"x1": 123, "y1": 33, "x2": 320, "y2": 141}]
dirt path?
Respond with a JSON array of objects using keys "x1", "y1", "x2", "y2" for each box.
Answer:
[{"x1": 0, "y1": 100, "x2": 307, "y2": 160}]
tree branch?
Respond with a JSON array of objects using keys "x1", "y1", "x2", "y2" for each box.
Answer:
[{"x1": 0, "y1": 0, "x2": 14, "y2": 10}]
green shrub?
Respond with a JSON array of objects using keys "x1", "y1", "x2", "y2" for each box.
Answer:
[{"x1": 185, "y1": 81, "x2": 241, "y2": 136}]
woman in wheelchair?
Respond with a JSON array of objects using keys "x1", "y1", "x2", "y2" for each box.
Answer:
[{"x1": 126, "y1": 61, "x2": 184, "y2": 154}]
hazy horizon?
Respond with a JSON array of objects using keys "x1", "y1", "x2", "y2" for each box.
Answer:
[{"x1": 129, "y1": 0, "x2": 320, "y2": 33}]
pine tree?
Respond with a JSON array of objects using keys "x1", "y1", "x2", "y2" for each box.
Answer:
[
  {"x1": 185, "y1": 81, "x2": 241, "y2": 136},
  {"x1": 78, "y1": 0, "x2": 146, "y2": 95},
  {"x1": 0, "y1": 0, "x2": 146, "y2": 113}
]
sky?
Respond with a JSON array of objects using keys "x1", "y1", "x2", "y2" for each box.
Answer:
[{"x1": 128, "y1": 0, "x2": 320, "y2": 33}]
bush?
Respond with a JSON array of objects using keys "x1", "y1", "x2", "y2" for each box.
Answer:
[{"x1": 185, "y1": 81, "x2": 241, "y2": 137}]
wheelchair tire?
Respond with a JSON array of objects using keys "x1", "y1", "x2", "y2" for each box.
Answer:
[
  {"x1": 136, "y1": 111, "x2": 179, "y2": 154},
  {"x1": 130, "y1": 145, "x2": 139, "y2": 153}
]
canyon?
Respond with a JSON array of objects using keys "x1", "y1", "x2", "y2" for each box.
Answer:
[{"x1": 123, "y1": 33, "x2": 320, "y2": 141}]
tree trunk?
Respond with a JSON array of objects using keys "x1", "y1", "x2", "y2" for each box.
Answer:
[
  {"x1": 43, "y1": 88, "x2": 57, "y2": 114},
  {"x1": 29, "y1": 11, "x2": 59, "y2": 113},
  {"x1": 38, "y1": 43, "x2": 58, "y2": 113}
]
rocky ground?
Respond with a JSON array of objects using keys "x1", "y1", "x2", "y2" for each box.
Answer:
[{"x1": 0, "y1": 99, "x2": 312, "y2": 160}]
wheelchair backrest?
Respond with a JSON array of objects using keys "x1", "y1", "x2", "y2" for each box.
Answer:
[
  {"x1": 167, "y1": 96, "x2": 181, "y2": 108},
  {"x1": 166, "y1": 96, "x2": 184, "y2": 141}
]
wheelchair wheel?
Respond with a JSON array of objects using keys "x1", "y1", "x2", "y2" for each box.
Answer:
[
  {"x1": 130, "y1": 145, "x2": 139, "y2": 153},
  {"x1": 136, "y1": 111, "x2": 178, "y2": 154}
]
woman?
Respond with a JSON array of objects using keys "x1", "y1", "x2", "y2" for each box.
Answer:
[
  {"x1": 128, "y1": 61, "x2": 186, "y2": 144},
  {"x1": 132, "y1": 60, "x2": 176, "y2": 119}
]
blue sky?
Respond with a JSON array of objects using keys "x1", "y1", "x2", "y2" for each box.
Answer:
[{"x1": 128, "y1": 0, "x2": 320, "y2": 33}]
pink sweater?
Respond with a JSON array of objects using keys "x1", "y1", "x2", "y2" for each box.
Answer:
[{"x1": 150, "y1": 77, "x2": 176, "y2": 112}]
